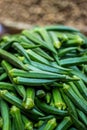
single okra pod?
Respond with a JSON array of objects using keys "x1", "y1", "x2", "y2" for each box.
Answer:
[
  {"x1": 60, "y1": 89, "x2": 78, "y2": 119},
  {"x1": 15, "y1": 85, "x2": 26, "y2": 101},
  {"x1": 45, "y1": 92, "x2": 51, "y2": 104},
  {"x1": 9, "y1": 68, "x2": 70, "y2": 79},
  {"x1": 0, "y1": 82, "x2": 15, "y2": 91},
  {"x1": 0, "y1": 72, "x2": 7, "y2": 81},
  {"x1": 22, "y1": 115, "x2": 33, "y2": 130},
  {"x1": 77, "y1": 109, "x2": 87, "y2": 126},
  {"x1": 22, "y1": 87, "x2": 35, "y2": 109},
  {"x1": 55, "y1": 116, "x2": 72, "y2": 130},
  {"x1": 0, "y1": 99, "x2": 11, "y2": 130},
  {"x1": 49, "y1": 31, "x2": 61, "y2": 49},
  {"x1": 70, "y1": 113, "x2": 87, "y2": 130},
  {"x1": 74, "y1": 79, "x2": 87, "y2": 100},
  {"x1": 60, "y1": 55, "x2": 87, "y2": 66},
  {"x1": 52, "y1": 87, "x2": 66, "y2": 110},
  {"x1": 34, "y1": 120, "x2": 44, "y2": 128},
  {"x1": 43, "y1": 118, "x2": 57, "y2": 130},
  {"x1": 10, "y1": 105, "x2": 24, "y2": 130},
  {"x1": 45, "y1": 25, "x2": 79, "y2": 32},
  {"x1": 13, "y1": 77, "x2": 57, "y2": 86}
]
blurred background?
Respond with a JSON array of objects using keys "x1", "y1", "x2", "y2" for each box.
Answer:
[{"x1": 0, "y1": 0, "x2": 87, "y2": 33}]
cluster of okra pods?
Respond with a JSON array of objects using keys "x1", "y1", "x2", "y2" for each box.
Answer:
[{"x1": 0, "y1": 25, "x2": 87, "y2": 130}]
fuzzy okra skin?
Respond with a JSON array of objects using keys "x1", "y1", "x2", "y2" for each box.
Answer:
[
  {"x1": 9, "y1": 68, "x2": 71, "y2": 79},
  {"x1": 43, "y1": 118, "x2": 57, "y2": 130},
  {"x1": 13, "y1": 77, "x2": 57, "y2": 86},
  {"x1": 55, "y1": 116, "x2": 72, "y2": 130},
  {"x1": 0, "y1": 99, "x2": 11, "y2": 130},
  {"x1": 45, "y1": 25, "x2": 79, "y2": 32},
  {"x1": 10, "y1": 106, "x2": 24, "y2": 130},
  {"x1": 60, "y1": 55, "x2": 87, "y2": 66}
]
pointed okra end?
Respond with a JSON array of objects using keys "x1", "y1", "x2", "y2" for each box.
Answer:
[{"x1": 54, "y1": 41, "x2": 62, "y2": 49}]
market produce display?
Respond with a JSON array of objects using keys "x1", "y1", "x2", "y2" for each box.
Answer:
[{"x1": 0, "y1": 25, "x2": 87, "y2": 130}]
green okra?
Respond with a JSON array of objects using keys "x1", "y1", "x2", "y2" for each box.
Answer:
[
  {"x1": 45, "y1": 25, "x2": 79, "y2": 32},
  {"x1": 15, "y1": 85, "x2": 26, "y2": 101},
  {"x1": 74, "y1": 79, "x2": 87, "y2": 100},
  {"x1": 34, "y1": 27, "x2": 57, "y2": 54},
  {"x1": 52, "y1": 88, "x2": 66, "y2": 110},
  {"x1": 60, "y1": 55, "x2": 87, "y2": 66},
  {"x1": 13, "y1": 77, "x2": 57, "y2": 86},
  {"x1": 0, "y1": 99, "x2": 11, "y2": 130},
  {"x1": 22, "y1": 87, "x2": 35, "y2": 109},
  {"x1": 12, "y1": 42, "x2": 31, "y2": 62},
  {"x1": 63, "y1": 83, "x2": 87, "y2": 114},
  {"x1": 34, "y1": 120, "x2": 44, "y2": 128},
  {"x1": 49, "y1": 31, "x2": 62, "y2": 49},
  {"x1": 22, "y1": 30, "x2": 57, "y2": 54},
  {"x1": 38, "y1": 115, "x2": 55, "y2": 121},
  {"x1": 20, "y1": 42, "x2": 41, "y2": 49},
  {"x1": 35, "y1": 97, "x2": 68, "y2": 116},
  {"x1": 43, "y1": 118, "x2": 57, "y2": 130},
  {"x1": 61, "y1": 89, "x2": 78, "y2": 119},
  {"x1": 0, "y1": 82, "x2": 15, "y2": 91},
  {"x1": 70, "y1": 66, "x2": 87, "y2": 83},
  {"x1": 9, "y1": 68, "x2": 70, "y2": 79},
  {"x1": 26, "y1": 49, "x2": 51, "y2": 65},
  {"x1": 0, "y1": 49, "x2": 28, "y2": 70},
  {"x1": 45, "y1": 92, "x2": 51, "y2": 104},
  {"x1": 58, "y1": 47, "x2": 78, "y2": 57},
  {"x1": 70, "y1": 113, "x2": 87, "y2": 130},
  {"x1": 10, "y1": 106, "x2": 24, "y2": 130},
  {"x1": 55, "y1": 116, "x2": 72, "y2": 130},
  {"x1": 22, "y1": 115, "x2": 33, "y2": 130},
  {"x1": 77, "y1": 109, "x2": 87, "y2": 126},
  {"x1": 0, "y1": 72, "x2": 7, "y2": 81},
  {"x1": 0, "y1": 90, "x2": 44, "y2": 119}
]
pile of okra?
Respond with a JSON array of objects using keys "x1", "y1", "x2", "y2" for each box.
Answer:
[{"x1": 0, "y1": 25, "x2": 87, "y2": 130}]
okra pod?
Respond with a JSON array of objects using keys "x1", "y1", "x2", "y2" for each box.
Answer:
[
  {"x1": 0, "y1": 99, "x2": 11, "y2": 130},
  {"x1": 22, "y1": 87, "x2": 35, "y2": 109},
  {"x1": 10, "y1": 105, "x2": 24, "y2": 130},
  {"x1": 43, "y1": 118, "x2": 57, "y2": 130}
]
